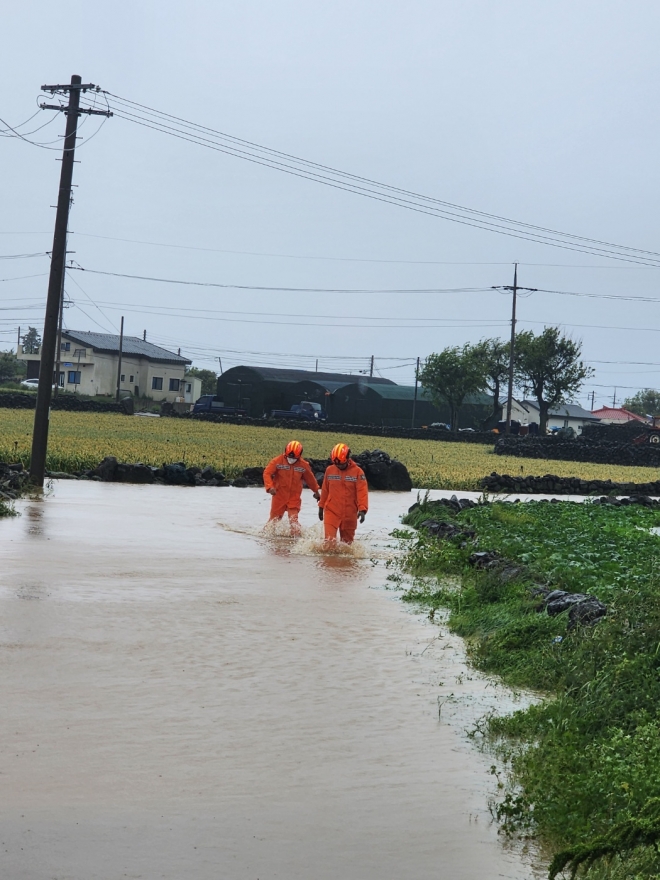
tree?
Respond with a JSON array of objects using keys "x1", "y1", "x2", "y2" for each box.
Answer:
[
  {"x1": 623, "y1": 389, "x2": 660, "y2": 417},
  {"x1": 21, "y1": 326, "x2": 41, "y2": 354},
  {"x1": 419, "y1": 344, "x2": 487, "y2": 434},
  {"x1": 515, "y1": 327, "x2": 592, "y2": 434},
  {"x1": 473, "y1": 338, "x2": 509, "y2": 426},
  {"x1": 0, "y1": 350, "x2": 26, "y2": 384},
  {"x1": 185, "y1": 366, "x2": 217, "y2": 396}
]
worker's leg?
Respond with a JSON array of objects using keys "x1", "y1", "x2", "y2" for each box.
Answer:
[
  {"x1": 286, "y1": 504, "x2": 302, "y2": 537},
  {"x1": 268, "y1": 495, "x2": 288, "y2": 521},
  {"x1": 339, "y1": 518, "x2": 357, "y2": 544},
  {"x1": 323, "y1": 511, "x2": 342, "y2": 542}
]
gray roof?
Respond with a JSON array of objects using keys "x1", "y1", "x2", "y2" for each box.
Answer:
[
  {"x1": 220, "y1": 365, "x2": 395, "y2": 387},
  {"x1": 519, "y1": 399, "x2": 600, "y2": 421},
  {"x1": 62, "y1": 331, "x2": 191, "y2": 364}
]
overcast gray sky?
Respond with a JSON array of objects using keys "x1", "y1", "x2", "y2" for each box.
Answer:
[{"x1": 2, "y1": 0, "x2": 660, "y2": 407}]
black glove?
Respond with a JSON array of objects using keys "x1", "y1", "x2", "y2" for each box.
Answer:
[
  {"x1": 318, "y1": 507, "x2": 324, "y2": 521},
  {"x1": 358, "y1": 510, "x2": 366, "y2": 524}
]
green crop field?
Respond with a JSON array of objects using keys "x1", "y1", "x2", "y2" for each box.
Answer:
[{"x1": 1, "y1": 408, "x2": 660, "y2": 489}]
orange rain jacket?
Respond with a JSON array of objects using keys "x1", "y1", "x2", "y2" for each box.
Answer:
[
  {"x1": 263, "y1": 454, "x2": 320, "y2": 514},
  {"x1": 318, "y1": 459, "x2": 369, "y2": 526}
]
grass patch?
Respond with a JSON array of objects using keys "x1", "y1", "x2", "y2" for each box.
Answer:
[{"x1": 400, "y1": 498, "x2": 660, "y2": 877}]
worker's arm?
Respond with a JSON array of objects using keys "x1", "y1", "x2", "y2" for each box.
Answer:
[
  {"x1": 357, "y1": 470, "x2": 369, "y2": 513},
  {"x1": 263, "y1": 458, "x2": 278, "y2": 493},
  {"x1": 319, "y1": 469, "x2": 330, "y2": 508}
]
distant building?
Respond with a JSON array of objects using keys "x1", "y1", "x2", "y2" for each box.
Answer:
[
  {"x1": 505, "y1": 399, "x2": 600, "y2": 433},
  {"x1": 591, "y1": 406, "x2": 649, "y2": 425},
  {"x1": 216, "y1": 365, "x2": 397, "y2": 419},
  {"x1": 216, "y1": 365, "x2": 492, "y2": 427},
  {"x1": 334, "y1": 383, "x2": 492, "y2": 428},
  {"x1": 18, "y1": 330, "x2": 191, "y2": 401}
]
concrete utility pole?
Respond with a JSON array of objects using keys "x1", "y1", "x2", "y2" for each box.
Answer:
[
  {"x1": 16, "y1": 327, "x2": 20, "y2": 351},
  {"x1": 115, "y1": 316, "x2": 124, "y2": 402},
  {"x1": 411, "y1": 356, "x2": 420, "y2": 428},
  {"x1": 29, "y1": 76, "x2": 111, "y2": 486},
  {"x1": 492, "y1": 266, "x2": 537, "y2": 435},
  {"x1": 369, "y1": 355, "x2": 374, "y2": 378},
  {"x1": 53, "y1": 231, "x2": 69, "y2": 399}
]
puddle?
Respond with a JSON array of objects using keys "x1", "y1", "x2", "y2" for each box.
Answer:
[{"x1": 0, "y1": 481, "x2": 541, "y2": 879}]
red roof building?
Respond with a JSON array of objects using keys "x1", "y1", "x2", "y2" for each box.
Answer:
[{"x1": 591, "y1": 406, "x2": 648, "y2": 424}]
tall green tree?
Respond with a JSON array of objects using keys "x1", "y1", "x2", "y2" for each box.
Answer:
[
  {"x1": 21, "y1": 326, "x2": 41, "y2": 354},
  {"x1": 473, "y1": 338, "x2": 509, "y2": 426},
  {"x1": 515, "y1": 327, "x2": 592, "y2": 433},
  {"x1": 0, "y1": 350, "x2": 26, "y2": 384},
  {"x1": 623, "y1": 389, "x2": 660, "y2": 418},
  {"x1": 420, "y1": 344, "x2": 487, "y2": 434},
  {"x1": 185, "y1": 367, "x2": 217, "y2": 396}
]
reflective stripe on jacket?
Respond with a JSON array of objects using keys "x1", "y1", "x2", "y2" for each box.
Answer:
[{"x1": 263, "y1": 454, "x2": 320, "y2": 498}]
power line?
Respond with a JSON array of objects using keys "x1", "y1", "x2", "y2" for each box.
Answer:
[{"x1": 96, "y1": 90, "x2": 660, "y2": 267}]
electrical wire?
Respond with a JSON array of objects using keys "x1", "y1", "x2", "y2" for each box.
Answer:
[{"x1": 101, "y1": 91, "x2": 660, "y2": 267}]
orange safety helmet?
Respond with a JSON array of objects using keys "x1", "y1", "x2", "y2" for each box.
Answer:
[
  {"x1": 330, "y1": 443, "x2": 350, "y2": 464},
  {"x1": 285, "y1": 440, "x2": 303, "y2": 459}
]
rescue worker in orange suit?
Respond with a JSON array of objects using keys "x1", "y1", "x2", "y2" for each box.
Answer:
[
  {"x1": 318, "y1": 443, "x2": 368, "y2": 544},
  {"x1": 263, "y1": 440, "x2": 321, "y2": 536}
]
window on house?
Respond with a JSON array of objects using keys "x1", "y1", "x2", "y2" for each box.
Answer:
[
  {"x1": 61, "y1": 342, "x2": 71, "y2": 352},
  {"x1": 129, "y1": 375, "x2": 134, "y2": 383},
  {"x1": 67, "y1": 371, "x2": 81, "y2": 384},
  {"x1": 169, "y1": 378, "x2": 180, "y2": 392},
  {"x1": 152, "y1": 377, "x2": 163, "y2": 390},
  {"x1": 120, "y1": 374, "x2": 125, "y2": 382},
  {"x1": 185, "y1": 383, "x2": 191, "y2": 393},
  {"x1": 73, "y1": 349, "x2": 86, "y2": 358},
  {"x1": 58, "y1": 372, "x2": 64, "y2": 387}
]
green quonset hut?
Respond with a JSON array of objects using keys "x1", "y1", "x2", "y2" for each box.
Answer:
[
  {"x1": 215, "y1": 365, "x2": 493, "y2": 428},
  {"x1": 215, "y1": 365, "x2": 396, "y2": 419},
  {"x1": 333, "y1": 384, "x2": 494, "y2": 429}
]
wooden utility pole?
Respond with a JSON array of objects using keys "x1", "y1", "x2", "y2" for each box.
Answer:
[
  {"x1": 492, "y1": 266, "x2": 537, "y2": 435},
  {"x1": 115, "y1": 316, "x2": 124, "y2": 402},
  {"x1": 29, "y1": 76, "x2": 111, "y2": 485},
  {"x1": 505, "y1": 264, "x2": 518, "y2": 434},
  {"x1": 411, "y1": 356, "x2": 420, "y2": 428}
]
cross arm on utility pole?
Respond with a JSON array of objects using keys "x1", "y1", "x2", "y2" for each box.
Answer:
[
  {"x1": 39, "y1": 102, "x2": 112, "y2": 117},
  {"x1": 41, "y1": 82, "x2": 98, "y2": 92}
]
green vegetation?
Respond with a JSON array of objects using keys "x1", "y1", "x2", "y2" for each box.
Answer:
[
  {"x1": 623, "y1": 389, "x2": 660, "y2": 418},
  {"x1": 0, "y1": 350, "x2": 27, "y2": 385},
  {"x1": 399, "y1": 498, "x2": 660, "y2": 878}
]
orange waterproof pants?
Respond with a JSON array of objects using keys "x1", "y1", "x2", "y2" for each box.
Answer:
[
  {"x1": 269, "y1": 495, "x2": 301, "y2": 534},
  {"x1": 323, "y1": 510, "x2": 357, "y2": 544}
]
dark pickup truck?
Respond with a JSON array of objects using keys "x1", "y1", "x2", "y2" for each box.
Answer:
[
  {"x1": 270, "y1": 401, "x2": 327, "y2": 421},
  {"x1": 192, "y1": 395, "x2": 247, "y2": 416}
]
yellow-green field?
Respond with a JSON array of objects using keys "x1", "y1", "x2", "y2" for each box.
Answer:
[{"x1": 2, "y1": 409, "x2": 659, "y2": 490}]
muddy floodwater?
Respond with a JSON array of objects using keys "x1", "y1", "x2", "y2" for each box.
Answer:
[{"x1": 0, "y1": 483, "x2": 537, "y2": 879}]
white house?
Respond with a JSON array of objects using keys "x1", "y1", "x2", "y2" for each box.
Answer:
[
  {"x1": 18, "y1": 330, "x2": 192, "y2": 402},
  {"x1": 504, "y1": 399, "x2": 601, "y2": 433}
]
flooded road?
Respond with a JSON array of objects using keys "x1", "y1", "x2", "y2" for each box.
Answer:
[{"x1": 0, "y1": 483, "x2": 535, "y2": 879}]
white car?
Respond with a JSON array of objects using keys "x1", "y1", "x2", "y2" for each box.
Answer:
[{"x1": 21, "y1": 378, "x2": 57, "y2": 390}]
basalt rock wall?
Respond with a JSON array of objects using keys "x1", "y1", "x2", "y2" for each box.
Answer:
[
  {"x1": 179, "y1": 412, "x2": 495, "y2": 443},
  {"x1": 0, "y1": 392, "x2": 123, "y2": 413},
  {"x1": 482, "y1": 472, "x2": 660, "y2": 496},
  {"x1": 494, "y1": 435, "x2": 660, "y2": 467}
]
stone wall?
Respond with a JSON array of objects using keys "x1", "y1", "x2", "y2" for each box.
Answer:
[
  {"x1": 481, "y1": 472, "x2": 660, "y2": 496},
  {"x1": 178, "y1": 412, "x2": 495, "y2": 443},
  {"x1": 494, "y1": 435, "x2": 660, "y2": 467},
  {"x1": 0, "y1": 392, "x2": 123, "y2": 413}
]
